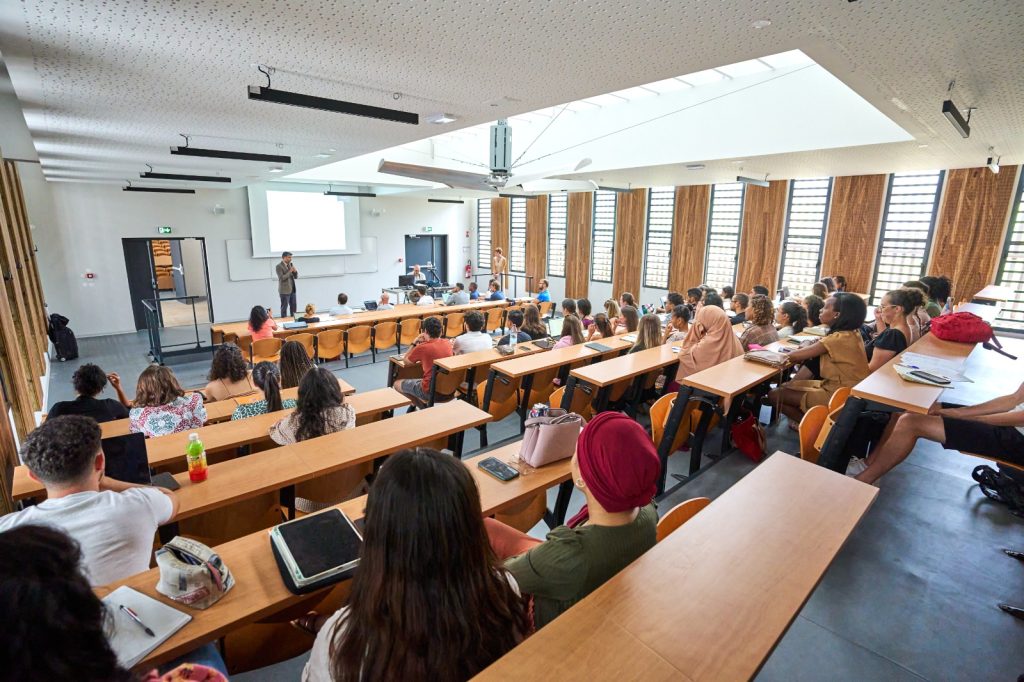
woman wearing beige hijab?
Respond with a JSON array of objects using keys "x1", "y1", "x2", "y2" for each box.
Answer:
[{"x1": 669, "y1": 305, "x2": 743, "y2": 390}]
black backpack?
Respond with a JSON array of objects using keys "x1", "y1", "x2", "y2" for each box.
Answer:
[
  {"x1": 47, "y1": 313, "x2": 79, "y2": 362},
  {"x1": 972, "y1": 464, "x2": 1024, "y2": 517}
]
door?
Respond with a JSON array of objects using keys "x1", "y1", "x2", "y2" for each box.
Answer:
[
  {"x1": 430, "y1": 235, "x2": 448, "y2": 284},
  {"x1": 123, "y1": 238, "x2": 214, "y2": 332},
  {"x1": 405, "y1": 235, "x2": 434, "y2": 282},
  {"x1": 170, "y1": 239, "x2": 186, "y2": 296},
  {"x1": 122, "y1": 239, "x2": 158, "y2": 331}
]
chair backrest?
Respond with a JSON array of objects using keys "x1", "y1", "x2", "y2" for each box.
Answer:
[
  {"x1": 476, "y1": 374, "x2": 521, "y2": 421},
  {"x1": 433, "y1": 367, "x2": 467, "y2": 400},
  {"x1": 538, "y1": 301, "x2": 554, "y2": 317},
  {"x1": 650, "y1": 392, "x2": 688, "y2": 456},
  {"x1": 288, "y1": 332, "x2": 316, "y2": 359},
  {"x1": 550, "y1": 383, "x2": 594, "y2": 420},
  {"x1": 444, "y1": 312, "x2": 465, "y2": 338},
  {"x1": 485, "y1": 308, "x2": 504, "y2": 332},
  {"x1": 346, "y1": 325, "x2": 373, "y2": 355},
  {"x1": 315, "y1": 329, "x2": 345, "y2": 360},
  {"x1": 656, "y1": 497, "x2": 711, "y2": 542},
  {"x1": 233, "y1": 334, "x2": 252, "y2": 358},
  {"x1": 252, "y1": 337, "x2": 283, "y2": 363},
  {"x1": 798, "y1": 404, "x2": 830, "y2": 464},
  {"x1": 400, "y1": 318, "x2": 422, "y2": 344},
  {"x1": 828, "y1": 386, "x2": 852, "y2": 413},
  {"x1": 373, "y1": 321, "x2": 399, "y2": 350}
]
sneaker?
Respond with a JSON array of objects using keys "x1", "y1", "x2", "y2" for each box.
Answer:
[{"x1": 845, "y1": 457, "x2": 868, "y2": 477}]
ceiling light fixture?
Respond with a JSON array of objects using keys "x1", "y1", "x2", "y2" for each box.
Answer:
[
  {"x1": 123, "y1": 181, "x2": 195, "y2": 194},
  {"x1": 941, "y1": 81, "x2": 972, "y2": 138},
  {"x1": 170, "y1": 136, "x2": 291, "y2": 164},
  {"x1": 313, "y1": 152, "x2": 334, "y2": 159},
  {"x1": 427, "y1": 198, "x2": 465, "y2": 204},
  {"x1": 685, "y1": 164, "x2": 706, "y2": 171},
  {"x1": 325, "y1": 185, "x2": 376, "y2": 197},
  {"x1": 140, "y1": 165, "x2": 230, "y2": 183},
  {"x1": 737, "y1": 175, "x2": 770, "y2": 188},
  {"x1": 427, "y1": 113, "x2": 458, "y2": 124},
  {"x1": 268, "y1": 167, "x2": 284, "y2": 173},
  {"x1": 751, "y1": 19, "x2": 771, "y2": 29},
  {"x1": 498, "y1": 193, "x2": 539, "y2": 200},
  {"x1": 987, "y1": 148, "x2": 1001, "y2": 174}
]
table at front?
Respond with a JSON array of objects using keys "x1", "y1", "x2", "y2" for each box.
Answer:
[{"x1": 972, "y1": 284, "x2": 1014, "y2": 303}]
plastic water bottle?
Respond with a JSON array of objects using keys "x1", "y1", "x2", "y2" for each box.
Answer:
[
  {"x1": 185, "y1": 433, "x2": 208, "y2": 483},
  {"x1": 509, "y1": 323, "x2": 519, "y2": 350}
]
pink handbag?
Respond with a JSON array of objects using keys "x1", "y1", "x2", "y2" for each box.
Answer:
[{"x1": 520, "y1": 409, "x2": 584, "y2": 467}]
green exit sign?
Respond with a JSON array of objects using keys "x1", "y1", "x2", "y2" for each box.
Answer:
[
  {"x1": 157, "y1": 226, "x2": 172, "y2": 234},
  {"x1": 422, "y1": 226, "x2": 433, "y2": 232}
]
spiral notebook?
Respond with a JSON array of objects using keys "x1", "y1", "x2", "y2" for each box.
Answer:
[{"x1": 102, "y1": 585, "x2": 192, "y2": 668}]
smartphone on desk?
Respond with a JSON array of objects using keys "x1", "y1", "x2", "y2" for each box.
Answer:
[
  {"x1": 151, "y1": 471, "x2": 181, "y2": 491},
  {"x1": 910, "y1": 370, "x2": 951, "y2": 385},
  {"x1": 478, "y1": 457, "x2": 520, "y2": 482}
]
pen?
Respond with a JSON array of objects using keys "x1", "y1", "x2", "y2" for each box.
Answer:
[{"x1": 119, "y1": 604, "x2": 155, "y2": 637}]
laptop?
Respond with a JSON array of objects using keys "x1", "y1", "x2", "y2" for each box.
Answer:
[
  {"x1": 547, "y1": 316, "x2": 564, "y2": 338},
  {"x1": 363, "y1": 300, "x2": 378, "y2": 311},
  {"x1": 398, "y1": 274, "x2": 415, "y2": 287}
]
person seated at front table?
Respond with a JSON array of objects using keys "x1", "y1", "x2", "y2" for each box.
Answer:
[
  {"x1": 535, "y1": 278, "x2": 551, "y2": 303},
  {"x1": 0, "y1": 416, "x2": 178, "y2": 585},
  {"x1": 280, "y1": 339, "x2": 314, "y2": 389},
  {"x1": 560, "y1": 297, "x2": 577, "y2": 318},
  {"x1": 603, "y1": 298, "x2": 622, "y2": 325},
  {"x1": 552, "y1": 314, "x2": 586, "y2": 349},
  {"x1": 300, "y1": 448, "x2": 528, "y2": 681},
  {"x1": 850, "y1": 382, "x2": 1024, "y2": 483},
  {"x1": 619, "y1": 292, "x2": 636, "y2": 310},
  {"x1": 414, "y1": 285, "x2": 435, "y2": 306},
  {"x1": 410, "y1": 264, "x2": 424, "y2": 282},
  {"x1": 48, "y1": 362, "x2": 131, "y2": 421},
  {"x1": 447, "y1": 281, "x2": 470, "y2": 305},
  {"x1": 577, "y1": 298, "x2": 594, "y2": 327},
  {"x1": 486, "y1": 281, "x2": 505, "y2": 301},
  {"x1": 864, "y1": 288, "x2": 916, "y2": 372},
  {"x1": 685, "y1": 287, "x2": 703, "y2": 316},
  {"x1": 330, "y1": 293, "x2": 354, "y2": 316},
  {"x1": 203, "y1": 343, "x2": 255, "y2": 402},
  {"x1": 295, "y1": 303, "x2": 321, "y2": 323},
  {"x1": 811, "y1": 281, "x2": 829, "y2": 300},
  {"x1": 468, "y1": 281, "x2": 480, "y2": 300},
  {"x1": 376, "y1": 291, "x2": 395, "y2": 310},
  {"x1": 393, "y1": 316, "x2": 452, "y2": 404},
  {"x1": 248, "y1": 304, "x2": 278, "y2": 341},
  {"x1": 739, "y1": 295, "x2": 779, "y2": 350},
  {"x1": 729, "y1": 292, "x2": 749, "y2": 324},
  {"x1": 129, "y1": 365, "x2": 206, "y2": 437},
  {"x1": 520, "y1": 304, "x2": 549, "y2": 340},
  {"x1": 667, "y1": 305, "x2": 743, "y2": 392},
  {"x1": 271, "y1": 366, "x2": 354, "y2": 445},
  {"x1": 767, "y1": 293, "x2": 869, "y2": 427},
  {"x1": 497, "y1": 309, "x2": 531, "y2": 346},
  {"x1": 485, "y1": 412, "x2": 659, "y2": 629},
  {"x1": 920, "y1": 275, "x2": 952, "y2": 315},
  {"x1": 903, "y1": 280, "x2": 935, "y2": 336},
  {"x1": 662, "y1": 304, "x2": 691, "y2": 344},
  {"x1": 819, "y1": 277, "x2": 837, "y2": 294},
  {"x1": 775, "y1": 300, "x2": 808, "y2": 340},
  {"x1": 586, "y1": 312, "x2": 615, "y2": 341},
  {"x1": 452, "y1": 311, "x2": 492, "y2": 355},
  {"x1": 803, "y1": 294, "x2": 824, "y2": 326},
  {"x1": 721, "y1": 285, "x2": 735, "y2": 310},
  {"x1": 629, "y1": 313, "x2": 662, "y2": 353},
  {"x1": 232, "y1": 361, "x2": 296, "y2": 420},
  {"x1": 615, "y1": 305, "x2": 639, "y2": 335}
]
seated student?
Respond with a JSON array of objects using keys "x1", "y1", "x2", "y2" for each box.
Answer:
[
  {"x1": 703, "y1": 291, "x2": 725, "y2": 309},
  {"x1": 485, "y1": 412, "x2": 658, "y2": 629},
  {"x1": 577, "y1": 298, "x2": 594, "y2": 327},
  {"x1": 721, "y1": 285, "x2": 735, "y2": 309},
  {"x1": 535, "y1": 278, "x2": 551, "y2": 303},
  {"x1": 738, "y1": 295, "x2": 779, "y2": 350},
  {"x1": 803, "y1": 294, "x2": 824, "y2": 326},
  {"x1": 685, "y1": 287, "x2": 703, "y2": 315},
  {"x1": 560, "y1": 297, "x2": 577, "y2": 317},
  {"x1": 851, "y1": 382, "x2": 1024, "y2": 484},
  {"x1": 552, "y1": 314, "x2": 586, "y2": 349},
  {"x1": 629, "y1": 313, "x2": 662, "y2": 353},
  {"x1": 615, "y1": 305, "x2": 640, "y2": 334},
  {"x1": 203, "y1": 344, "x2": 255, "y2": 402},
  {"x1": 48, "y1": 363, "x2": 131, "y2": 421},
  {"x1": 520, "y1": 304, "x2": 549, "y2": 340},
  {"x1": 730, "y1": 292, "x2": 749, "y2": 324},
  {"x1": 452, "y1": 311, "x2": 492, "y2": 355},
  {"x1": 248, "y1": 305, "x2": 278, "y2": 340},
  {"x1": 820, "y1": 277, "x2": 837, "y2": 293},
  {"x1": 376, "y1": 291, "x2": 395, "y2": 310},
  {"x1": 129, "y1": 365, "x2": 206, "y2": 437},
  {"x1": 280, "y1": 339, "x2": 314, "y2": 390},
  {"x1": 767, "y1": 293, "x2": 869, "y2": 425},
  {"x1": 662, "y1": 304, "x2": 691, "y2": 343},
  {"x1": 408, "y1": 290, "x2": 422, "y2": 304},
  {"x1": 834, "y1": 275, "x2": 848, "y2": 293},
  {"x1": 0, "y1": 525, "x2": 227, "y2": 681},
  {"x1": 920, "y1": 275, "x2": 951, "y2": 313},
  {"x1": 394, "y1": 316, "x2": 453, "y2": 404},
  {"x1": 497, "y1": 309, "x2": 531, "y2": 345},
  {"x1": 447, "y1": 282, "x2": 470, "y2": 305},
  {"x1": 865, "y1": 288, "x2": 916, "y2": 372},
  {"x1": 232, "y1": 361, "x2": 296, "y2": 420},
  {"x1": 775, "y1": 300, "x2": 808, "y2": 339},
  {"x1": 295, "y1": 303, "x2": 321, "y2": 323},
  {"x1": 330, "y1": 294, "x2": 354, "y2": 316},
  {"x1": 751, "y1": 285, "x2": 771, "y2": 298},
  {"x1": 0, "y1": 416, "x2": 178, "y2": 585},
  {"x1": 904, "y1": 279, "x2": 938, "y2": 326},
  {"x1": 669, "y1": 305, "x2": 743, "y2": 391},
  {"x1": 587, "y1": 312, "x2": 615, "y2": 341},
  {"x1": 603, "y1": 298, "x2": 621, "y2": 324},
  {"x1": 302, "y1": 448, "x2": 527, "y2": 681},
  {"x1": 271, "y1": 366, "x2": 355, "y2": 445},
  {"x1": 415, "y1": 285, "x2": 435, "y2": 305},
  {"x1": 486, "y1": 281, "x2": 506, "y2": 301},
  {"x1": 468, "y1": 281, "x2": 480, "y2": 300},
  {"x1": 811, "y1": 281, "x2": 828, "y2": 300},
  {"x1": 619, "y1": 292, "x2": 636, "y2": 310}
]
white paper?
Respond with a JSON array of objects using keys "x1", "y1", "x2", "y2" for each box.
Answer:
[
  {"x1": 899, "y1": 352, "x2": 973, "y2": 382},
  {"x1": 103, "y1": 585, "x2": 191, "y2": 668}
]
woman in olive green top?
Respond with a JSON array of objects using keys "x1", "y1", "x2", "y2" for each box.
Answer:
[{"x1": 486, "y1": 411, "x2": 660, "y2": 628}]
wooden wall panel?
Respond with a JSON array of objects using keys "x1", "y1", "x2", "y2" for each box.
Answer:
[
  {"x1": 565, "y1": 192, "x2": 593, "y2": 299},
  {"x1": 612, "y1": 188, "x2": 647, "y2": 297},
  {"x1": 736, "y1": 180, "x2": 789, "y2": 293},
  {"x1": 929, "y1": 165, "x2": 1019, "y2": 302},
  {"x1": 820, "y1": 174, "x2": 887, "y2": 294},
  {"x1": 668, "y1": 185, "x2": 710, "y2": 293},
  {"x1": 525, "y1": 194, "x2": 548, "y2": 289},
  {"x1": 490, "y1": 197, "x2": 510, "y2": 286}
]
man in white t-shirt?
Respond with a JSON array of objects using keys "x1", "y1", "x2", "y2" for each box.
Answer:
[
  {"x1": 0, "y1": 415, "x2": 178, "y2": 585},
  {"x1": 329, "y1": 292, "x2": 354, "y2": 316},
  {"x1": 452, "y1": 311, "x2": 493, "y2": 355},
  {"x1": 377, "y1": 292, "x2": 395, "y2": 310},
  {"x1": 414, "y1": 285, "x2": 435, "y2": 306}
]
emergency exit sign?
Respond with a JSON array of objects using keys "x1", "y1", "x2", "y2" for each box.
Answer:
[
  {"x1": 422, "y1": 226, "x2": 433, "y2": 232},
  {"x1": 157, "y1": 226, "x2": 172, "y2": 234}
]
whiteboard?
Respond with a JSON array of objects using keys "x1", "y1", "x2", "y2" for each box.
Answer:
[{"x1": 226, "y1": 237, "x2": 377, "y2": 281}]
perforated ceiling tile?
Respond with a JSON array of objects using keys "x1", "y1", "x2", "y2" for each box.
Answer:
[{"x1": 0, "y1": 0, "x2": 1021, "y2": 187}]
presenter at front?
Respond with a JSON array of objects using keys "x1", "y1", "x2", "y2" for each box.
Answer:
[{"x1": 276, "y1": 251, "x2": 298, "y2": 317}]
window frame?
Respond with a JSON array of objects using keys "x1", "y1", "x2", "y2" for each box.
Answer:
[
  {"x1": 993, "y1": 170, "x2": 1024, "y2": 331},
  {"x1": 590, "y1": 190, "x2": 617, "y2": 283},
  {"x1": 642, "y1": 186, "x2": 676, "y2": 290},
  {"x1": 509, "y1": 197, "x2": 528, "y2": 274},
  {"x1": 703, "y1": 182, "x2": 746, "y2": 291},
  {"x1": 476, "y1": 199, "x2": 492, "y2": 268},
  {"x1": 777, "y1": 178, "x2": 833, "y2": 297},
  {"x1": 547, "y1": 193, "x2": 568, "y2": 278}
]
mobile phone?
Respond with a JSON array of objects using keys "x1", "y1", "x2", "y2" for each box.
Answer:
[
  {"x1": 151, "y1": 471, "x2": 181, "y2": 490},
  {"x1": 478, "y1": 457, "x2": 520, "y2": 482},
  {"x1": 910, "y1": 370, "x2": 950, "y2": 385}
]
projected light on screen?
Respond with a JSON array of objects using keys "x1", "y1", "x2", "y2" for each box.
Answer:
[{"x1": 266, "y1": 191, "x2": 347, "y2": 253}]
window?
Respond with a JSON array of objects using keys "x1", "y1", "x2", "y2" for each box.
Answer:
[
  {"x1": 643, "y1": 187, "x2": 676, "y2": 289},
  {"x1": 703, "y1": 182, "x2": 745, "y2": 290},
  {"x1": 547, "y1": 193, "x2": 568, "y2": 277},
  {"x1": 590, "y1": 190, "x2": 617, "y2": 282},
  {"x1": 870, "y1": 171, "x2": 945, "y2": 304},
  {"x1": 510, "y1": 197, "x2": 527, "y2": 273},
  {"x1": 778, "y1": 178, "x2": 833, "y2": 296},
  {"x1": 994, "y1": 173, "x2": 1024, "y2": 330},
  {"x1": 476, "y1": 200, "x2": 491, "y2": 267}
]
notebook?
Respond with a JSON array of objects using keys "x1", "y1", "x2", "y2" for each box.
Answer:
[
  {"x1": 283, "y1": 321, "x2": 308, "y2": 329},
  {"x1": 102, "y1": 585, "x2": 192, "y2": 668},
  {"x1": 585, "y1": 342, "x2": 613, "y2": 353},
  {"x1": 270, "y1": 509, "x2": 362, "y2": 591}
]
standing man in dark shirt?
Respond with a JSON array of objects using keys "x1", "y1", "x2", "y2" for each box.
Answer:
[{"x1": 276, "y1": 251, "x2": 298, "y2": 317}]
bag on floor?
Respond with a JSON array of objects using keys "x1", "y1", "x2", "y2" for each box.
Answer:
[
  {"x1": 972, "y1": 464, "x2": 1024, "y2": 518},
  {"x1": 730, "y1": 409, "x2": 766, "y2": 463},
  {"x1": 520, "y1": 409, "x2": 584, "y2": 467},
  {"x1": 47, "y1": 313, "x2": 79, "y2": 362}
]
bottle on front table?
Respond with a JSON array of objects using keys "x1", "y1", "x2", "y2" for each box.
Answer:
[
  {"x1": 509, "y1": 324, "x2": 518, "y2": 350},
  {"x1": 186, "y1": 433, "x2": 208, "y2": 483}
]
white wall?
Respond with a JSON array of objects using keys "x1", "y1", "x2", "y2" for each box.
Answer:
[{"x1": 35, "y1": 184, "x2": 471, "y2": 337}]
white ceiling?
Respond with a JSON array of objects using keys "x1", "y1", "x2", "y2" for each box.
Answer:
[{"x1": 0, "y1": 0, "x2": 1021, "y2": 189}]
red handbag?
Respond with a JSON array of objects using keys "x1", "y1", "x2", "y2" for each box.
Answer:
[
  {"x1": 929, "y1": 312, "x2": 993, "y2": 344},
  {"x1": 730, "y1": 410, "x2": 767, "y2": 463}
]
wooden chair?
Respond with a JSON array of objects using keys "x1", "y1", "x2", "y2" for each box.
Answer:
[
  {"x1": 444, "y1": 312, "x2": 465, "y2": 339},
  {"x1": 550, "y1": 384, "x2": 593, "y2": 421},
  {"x1": 528, "y1": 367, "x2": 559, "y2": 404},
  {"x1": 650, "y1": 393, "x2": 687, "y2": 455},
  {"x1": 431, "y1": 367, "x2": 468, "y2": 406},
  {"x1": 485, "y1": 308, "x2": 504, "y2": 333},
  {"x1": 315, "y1": 329, "x2": 344, "y2": 363},
  {"x1": 538, "y1": 301, "x2": 554, "y2": 318},
  {"x1": 344, "y1": 325, "x2": 373, "y2": 368},
  {"x1": 399, "y1": 318, "x2": 421, "y2": 351},
  {"x1": 294, "y1": 463, "x2": 372, "y2": 515},
  {"x1": 656, "y1": 497, "x2": 711, "y2": 542},
  {"x1": 494, "y1": 492, "x2": 548, "y2": 532},
  {"x1": 251, "y1": 338, "x2": 283, "y2": 365},
  {"x1": 798, "y1": 404, "x2": 829, "y2": 464},
  {"x1": 233, "y1": 334, "x2": 252, "y2": 360},
  {"x1": 828, "y1": 386, "x2": 852, "y2": 412},
  {"x1": 287, "y1": 332, "x2": 316, "y2": 360},
  {"x1": 372, "y1": 321, "x2": 399, "y2": 361},
  {"x1": 476, "y1": 374, "x2": 521, "y2": 446}
]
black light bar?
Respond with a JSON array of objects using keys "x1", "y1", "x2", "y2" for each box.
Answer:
[
  {"x1": 427, "y1": 198, "x2": 465, "y2": 204},
  {"x1": 325, "y1": 190, "x2": 376, "y2": 197},
  {"x1": 248, "y1": 85, "x2": 419, "y2": 125},
  {"x1": 941, "y1": 99, "x2": 971, "y2": 138},
  {"x1": 736, "y1": 175, "x2": 770, "y2": 188},
  {"x1": 141, "y1": 171, "x2": 231, "y2": 183},
  {"x1": 498, "y1": 193, "x2": 539, "y2": 200},
  {"x1": 124, "y1": 186, "x2": 195, "y2": 194},
  {"x1": 170, "y1": 146, "x2": 292, "y2": 164}
]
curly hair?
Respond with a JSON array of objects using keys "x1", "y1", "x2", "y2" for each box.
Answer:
[
  {"x1": 888, "y1": 287, "x2": 926, "y2": 315},
  {"x1": 0, "y1": 526, "x2": 133, "y2": 681},
  {"x1": 21, "y1": 415, "x2": 100, "y2": 486},
  {"x1": 134, "y1": 365, "x2": 185, "y2": 407},
  {"x1": 748, "y1": 295, "x2": 774, "y2": 326},
  {"x1": 279, "y1": 340, "x2": 313, "y2": 390},
  {"x1": 72, "y1": 364, "x2": 107, "y2": 398},
  {"x1": 207, "y1": 344, "x2": 248, "y2": 383},
  {"x1": 294, "y1": 366, "x2": 344, "y2": 441}
]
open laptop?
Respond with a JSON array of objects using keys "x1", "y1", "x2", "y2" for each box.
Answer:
[
  {"x1": 546, "y1": 315, "x2": 564, "y2": 339},
  {"x1": 363, "y1": 300, "x2": 378, "y2": 311}
]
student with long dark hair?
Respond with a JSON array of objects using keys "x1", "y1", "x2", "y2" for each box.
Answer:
[
  {"x1": 271, "y1": 366, "x2": 354, "y2": 444},
  {"x1": 775, "y1": 300, "x2": 808, "y2": 339},
  {"x1": 553, "y1": 314, "x2": 586, "y2": 349},
  {"x1": 248, "y1": 304, "x2": 278, "y2": 340},
  {"x1": 587, "y1": 312, "x2": 615, "y2": 341},
  {"x1": 920, "y1": 275, "x2": 952, "y2": 312},
  {"x1": 820, "y1": 277, "x2": 837, "y2": 293},
  {"x1": 803, "y1": 294, "x2": 825, "y2": 326},
  {"x1": 616, "y1": 305, "x2": 640, "y2": 334},
  {"x1": 280, "y1": 339, "x2": 314, "y2": 390},
  {"x1": 577, "y1": 298, "x2": 594, "y2": 327},
  {"x1": 303, "y1": 448, "x2": 528, "y2": 681},
  {"x1": 204, "y1": 344, "x2": 255, "y2": 402},
  {"x1": 663, "y1": 304, "x2": 691, "y2": 343},
  {"x1": 833, "y1": 275, "x2": 848, "y2": 292},
  {"x1": 520, "y1": 304, "x2": 549, "y2": 340},
  {"x1": 232, "y1": 361, "x2": 295, "y2": 420}
]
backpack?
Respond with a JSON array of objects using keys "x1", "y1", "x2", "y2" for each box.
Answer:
[
  {"x1": 47, "y1": 313, "x2": 79, "y2": 362},
  {"x1": 972, "y1": 464, "x2": 1024, "y2": 517},
  {"x1": 929, "y1": 312, "x2": 1016, "y2": 360}
]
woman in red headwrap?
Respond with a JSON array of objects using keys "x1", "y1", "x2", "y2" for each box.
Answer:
[{"x1": 484, "y1": 412, "x2": 660, "y2": 629}]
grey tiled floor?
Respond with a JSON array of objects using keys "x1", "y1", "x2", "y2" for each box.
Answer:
[{"x1": 48, "y1": 332, "x2": 1024, "y2": 681}]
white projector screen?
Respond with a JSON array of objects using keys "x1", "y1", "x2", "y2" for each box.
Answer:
[{"x1": 248, "y1": 183, "x2": 362, "y2": 257}]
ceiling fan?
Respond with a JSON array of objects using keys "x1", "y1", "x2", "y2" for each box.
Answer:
[{"x1": 377, "y1": 119, "x2": 597, "y2": 194}]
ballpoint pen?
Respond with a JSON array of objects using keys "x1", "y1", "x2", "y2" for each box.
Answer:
[{"x1": 119, "y1": 604, "x2": 155, "y2": 637}]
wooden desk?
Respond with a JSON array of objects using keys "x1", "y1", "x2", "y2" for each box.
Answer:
[
  {"x1": 105, "y1": 444, "x2": 574, "y2": 670},
  {"x1": 432, "y1": 342, "x2": 546, "y2": 406},
  {"x1": 955, "y1": 301, "x2": 1001, "y2": 323},
  {"x1": 565, "y1": 344, "x2": 680, "y2": 414},
  {"x1": 475, "y1": 453, "x2": 878, "y2": 682},
  {"x1": 972, "y1": 284, "x2": 1014, "y2": 303}
]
